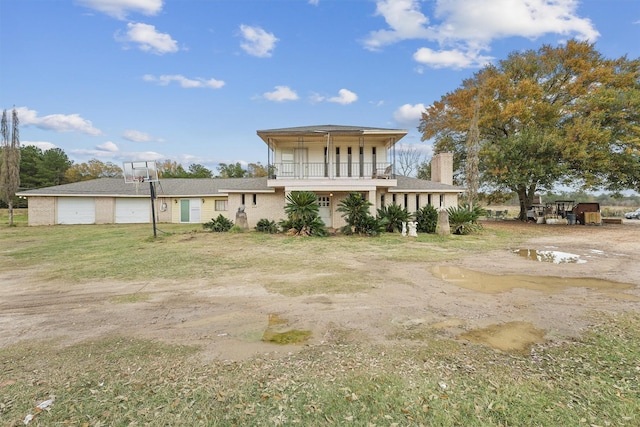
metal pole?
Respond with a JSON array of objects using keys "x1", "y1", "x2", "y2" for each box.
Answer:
[{"x1": 150, "y1": 181, "x2": 157, "y2": 237}]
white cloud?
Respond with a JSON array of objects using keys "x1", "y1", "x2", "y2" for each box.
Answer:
[
  {"x1": 309, "y1": 89, "x2": 358, "y2": 105},
  {"x1": 263, "y1": 86, "x2": 299, "y2": 102},
  {"x1": 77, "y1": 0, "x2": 163, "y2": 19},
  {"x1": 123, "y1": 129, "x2": 164, "y2": 142},
  {"x1": 364, "y1": 0, "x2": 599, "y2": 69},
  {"x1": 117, "y1": 22, "x2": 179, "y2": 55},
  {"x1": 22, "y1": 141, "x2": 58, "y2": 151},
  {"x1": 363, "y1": 0, "x2": 434, "y2": 51},
  {"x1": 433, "y1": 0, "x2": 599, "y2": 45},
  {"x1": 239, "y1": 25, "x2": 278, "y2": 57},
  {"x1": 97, "y1": 141, "x2": 119, "y2": 152},
  {"x1": 308, "y1": 0, "x2": 320, "y2": 5},
  {"x1": 143, "y1": 74, "x2": 225, "y2": 89},
  {"x1": 71, "y1": 147, "x2": 164, "y2": 162},
  {"x1": 16, "y1": 107, "x2": 102, "y2": 136},
  {"x1": 393, "y1": 103, "x2": 426, "y2": 128},
  {"x1": 413, "y1": 47, "x2": 492, "y2": 69},
  {"x1": 328, "y1": 89, "x2": 358, "y2": 105}
]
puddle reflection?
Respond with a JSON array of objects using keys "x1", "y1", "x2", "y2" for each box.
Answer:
[{"x1": 514, "y1": 249, "x2": 586, "y2": 264}]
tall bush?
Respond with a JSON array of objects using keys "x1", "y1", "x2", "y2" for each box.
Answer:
[
  {"x1": 281, "y1": 191, "x2": 327, "y2": 237},
  {"x1": 376, "y1": 204, "x2": 410, "y2": 233},
  {"x1": 337, "y1": 192, "x2": 384, "y2": 236},
  {"x1": 415, "y1": 205, "x2": 438, "y2": 233},
  {"x1": 446, "y1": 204, "x2": 485, "y2": 235}
]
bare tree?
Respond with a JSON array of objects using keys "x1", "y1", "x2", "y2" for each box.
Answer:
[
  {"x1": 396, "y1": 144, "x2": 424, "y2": 177},
  {"x1": 1, "y1": 108, "x2": 21, "y2": 226}
]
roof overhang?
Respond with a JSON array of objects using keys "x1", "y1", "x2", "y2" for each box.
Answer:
[{"x1": 257, "y1": 125, "x2": 408, "y2": 148}]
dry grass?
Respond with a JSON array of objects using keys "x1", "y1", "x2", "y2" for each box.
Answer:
[{"x1": 1, "y1": 222, "x2": 639, "y2": 425}]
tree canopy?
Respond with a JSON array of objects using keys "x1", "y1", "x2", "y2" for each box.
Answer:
[
  {"x1": 64, "y1": 159, "x2": 122, "y2": 182},
  {"x1": 419, "y1": 40, "x2": 640, "y2": 219}
]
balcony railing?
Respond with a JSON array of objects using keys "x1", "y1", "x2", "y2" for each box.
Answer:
[{"x1": 269, "y1": 162, "x2": 394, "y2": 179}]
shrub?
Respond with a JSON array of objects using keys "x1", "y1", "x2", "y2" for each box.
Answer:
[
  {"x1": 377, "y1": 204, "x2": 410, "y2": 233},
  {"x1": 203, "y1": 214, "x2": 234, "y2": 232},
  {"x1": 282, "y1": 191, "x2": 327, "y2": 237},
  {"x1": 337, "y1": 193, "x2": 385, "y2": 236},
  {"x1": 255, "y1": 218, "x2": 279, "y2": 234},
  {"x1": 446, "y1": 204, "x2": 485, "y2": 235},
  {"x1": 415, "y1": 205, "x2": 438, "y2": 233}
]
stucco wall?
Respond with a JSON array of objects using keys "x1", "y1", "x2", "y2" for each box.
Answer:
[{"x1": 27, "y1": 197, "x2": 55, "y2": 226}]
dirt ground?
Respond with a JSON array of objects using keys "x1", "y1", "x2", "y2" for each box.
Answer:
[{"x1": 1, "y1": 220, "x2": 639, "y2": 360}]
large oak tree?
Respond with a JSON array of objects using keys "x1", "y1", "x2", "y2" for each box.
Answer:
[{"x1": 419, "y1": 40, "x2": 640, "y2": 220}]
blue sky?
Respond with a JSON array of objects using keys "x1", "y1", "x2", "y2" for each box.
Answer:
[{"x1": 1, "y1": 0, "x2": 639, "y2": 174}]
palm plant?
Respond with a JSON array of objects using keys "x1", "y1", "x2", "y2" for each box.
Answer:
[
  {"x1": 415, "y1": 205, "x2": 438, "y2": 233},
  {"x1": 281, "y1": 191, "x2": 327, "y2": 236},
  {"x1": 446, "y1": 204, "x2": 486, "y2": 235},
  {"x1": 377, "y1": 204, "x2": 410, "y2": 233},
  {"x1": 337, "y1": 193, "x2": 384, "y2": 236}
]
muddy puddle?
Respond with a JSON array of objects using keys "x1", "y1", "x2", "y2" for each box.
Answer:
[
  {"x1": 514, "y1": 249, "x2": 586, "y2": 264},
  {"x1": 432, "y1": 266, "x2": 638, "y2": 298},
  {"x1": 458, "y1": 321, "x2": 545, "y2": 353},
  {"x1": 178, "y1": 312, "x2": 311, "y2": 344}
]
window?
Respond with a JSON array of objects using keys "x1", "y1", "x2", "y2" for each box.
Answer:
[
  {"x1": 318, "y1": 196, "x2": 330, "y2": 207},
  {"x1": 428, "y1": 194, "x2": 432, "y2": 206},
  {"x1": 280, "y1": 150, "x2": 294, "y2": 177},
  {"x1": 215, "y1": 200, "x2": 228, "y2": 211},
  {"x1": 439, "y1": 194, "x2": 444, "y2": 207},
  {"x1": 241, "y1": 194, "x2": 246, "y2": 205},
  {"x1": 281, "y1": 151, "x2": 294, "y2": 162},
  {"x1": 381, "y1": 194, "x2": 385, "y2": 206},
  {"x1": 252, "y1": 194, "x2": 257, "y2": 206},
  {"x1": 404, "y1": 194, "x2": 408, "y2": 209},
  {"x1": 336, "y1": 147, "x2": 340, "y2": 177},
  {"x1": 416, "y1": 194, "x2": 420, "y2": 209},
  {"x1": 392, "y1": 194, "x2": 397, "y2": 204},
  {"x1": 324, "y1": 147, "x2": 329, "y2": 177},
  {"x1": 372, "y1": 147, "x2": 377, "y2": 170}
]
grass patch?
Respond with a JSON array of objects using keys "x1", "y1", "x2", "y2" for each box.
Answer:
[
  {"x1": 1, "y1": 312, "x2": 638, "y2": 426},
  {"x1": 0, "y1": 222, "x2": 532, "y2": 287},
  {"x1": 109, "y1": 293, "x2": 151, "y2": 304},
  {"x1": 0, "y1": 208, "x2": 28, "y2": 227}
]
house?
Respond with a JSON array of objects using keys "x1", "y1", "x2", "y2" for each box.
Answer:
[{"x1": 17, "y1": 125, "x2": 463, "y2": 227}]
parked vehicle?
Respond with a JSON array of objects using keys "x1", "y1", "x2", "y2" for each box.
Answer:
[{"x1": 624, "y1": 208, "x2": 640, "y2": 219}]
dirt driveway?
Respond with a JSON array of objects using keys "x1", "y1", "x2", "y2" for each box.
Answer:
[{"x1": 1, "y1": 221, "x2": 639, "y2": 360}]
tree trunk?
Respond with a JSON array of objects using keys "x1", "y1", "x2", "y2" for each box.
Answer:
[
  {"x1": 8, "y1": 199, "x2": 14, "y2": 226},
  {"x1": 516, "y1": 185, "x2": 537, "y2": 221}
]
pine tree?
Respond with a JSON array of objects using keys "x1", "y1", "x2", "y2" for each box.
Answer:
[{"x1": 0, "y1": 108, "x2": 21, "y2": 226}]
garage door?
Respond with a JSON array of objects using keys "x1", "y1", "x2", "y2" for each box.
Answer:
[
  {"x1": 57, "y1": 197, "x2": 95, "y2": 224},
  {"x1": 116, "y1": 198, "x2": 150, "y2": 223}
]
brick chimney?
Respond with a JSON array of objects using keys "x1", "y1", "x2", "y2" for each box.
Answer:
[{"x1": 431, "y1": 153, "x2": 453, "y2": 185}]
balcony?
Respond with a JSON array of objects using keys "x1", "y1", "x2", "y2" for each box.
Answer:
[{"x1": 269, "y1": 162, "x2": 394, "y2": 180}]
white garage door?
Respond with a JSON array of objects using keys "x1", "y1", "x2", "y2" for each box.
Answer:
[
  {"x1": 57, "y1": 197, "x2": 96, "y2": 224},
  {"x1": 116, "y1": 198, "x2": 150, "y2": 223}
]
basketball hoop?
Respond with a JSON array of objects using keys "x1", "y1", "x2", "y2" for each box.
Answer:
[{"x1": 123, "y1": 161, "x2": 160, "y2": 237}]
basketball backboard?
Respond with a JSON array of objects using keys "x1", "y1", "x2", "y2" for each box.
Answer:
[{"x1": 123, "y1": 161, "x2": 159, "y2": 183}]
